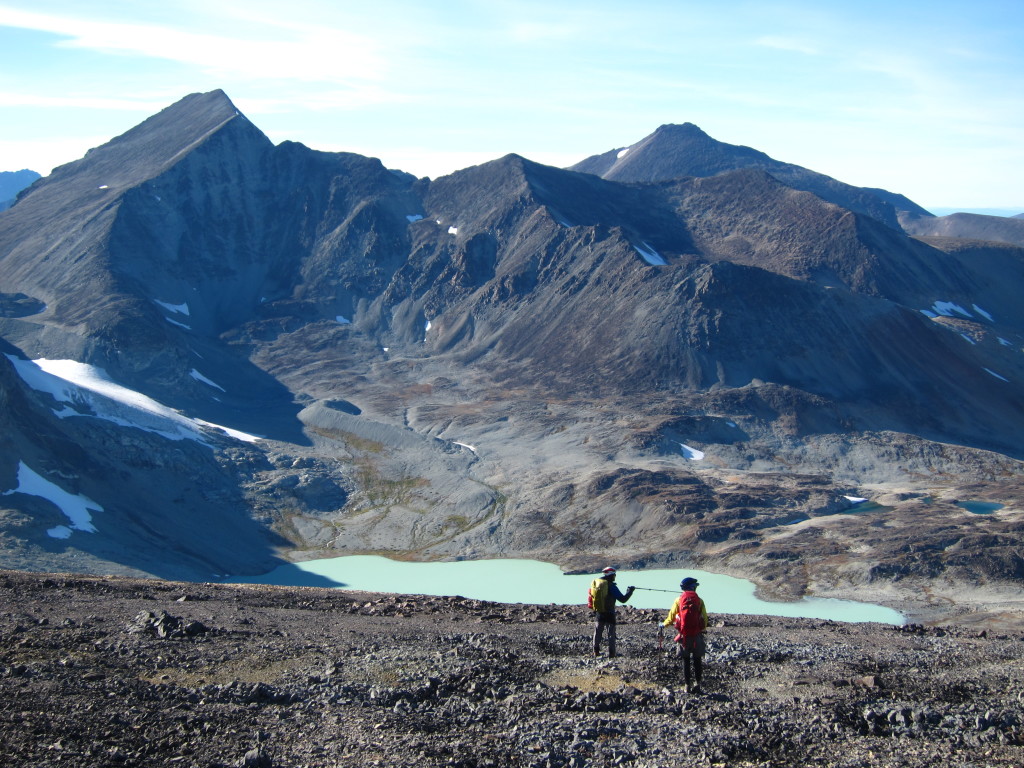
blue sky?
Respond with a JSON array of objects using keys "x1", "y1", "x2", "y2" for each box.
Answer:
[{"x1": 0, "y1": 0, "x2": 1021, "y2": 211}]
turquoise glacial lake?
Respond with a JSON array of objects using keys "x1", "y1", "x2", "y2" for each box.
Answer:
[{"x1": 233, "y1": 555, "x2": 904, "y2": 625}]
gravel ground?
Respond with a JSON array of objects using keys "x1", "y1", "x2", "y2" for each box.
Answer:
[{"x1": 1, "y1": 569, "x2": 1023, "y2": 767}]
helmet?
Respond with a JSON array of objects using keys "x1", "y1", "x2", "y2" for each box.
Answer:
[
  {"x1": 680, "y1": 577, "x2": 699, "y2": 590},
  {"x1": 602, "y1": 567, "x2": 617, "y2": 576}
]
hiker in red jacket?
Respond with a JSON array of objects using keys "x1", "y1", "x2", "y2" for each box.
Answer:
[{"x1": 662, "y1": 577, "x2": 708, "y2": 693}]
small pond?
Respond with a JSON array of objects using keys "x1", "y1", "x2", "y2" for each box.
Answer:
[
  {"x1": 231, "y1": 555, "x2": 904, "y2": 625},
  {"x1": 956, "y1": 501, "x2": 1004, "y2": 515}
]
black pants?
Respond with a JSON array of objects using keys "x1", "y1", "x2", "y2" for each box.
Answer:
[
  {"x1": 675, "y1": 634, "x2": 705, "y2": 685},
  {"x1": 593, "y1": 612, "x2": 616, "y2": 655}
]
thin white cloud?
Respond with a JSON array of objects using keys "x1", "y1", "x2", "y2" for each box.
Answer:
[
  {"x1": 0, "y1": 5, "x2": 388, "y2": 84},
  {"x1": 0, "y1": 91, "x2": 169, "y2": 111}
]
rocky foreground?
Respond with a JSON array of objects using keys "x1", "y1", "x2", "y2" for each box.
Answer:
[{"x1": 2, "y1": 570, "x2": 1023, "y2": 767}]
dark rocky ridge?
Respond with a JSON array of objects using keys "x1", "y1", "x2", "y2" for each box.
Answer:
[
  {"x1": 2, "y1": 570, "x2": 1023, "y2": 768},
  {"x1": 0, "y1": 91, "x2": 1023, "y2": 626}
]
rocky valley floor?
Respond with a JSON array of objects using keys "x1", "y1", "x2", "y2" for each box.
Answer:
[{"x1": 1, "y1": 569, "x2": 1023, "y2": 768}]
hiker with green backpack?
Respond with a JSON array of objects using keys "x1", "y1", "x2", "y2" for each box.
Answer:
[
  {"x1": 589, "y1": 567, "x2": 635, "y2": 658},
  {"x1": 662, "y1": 577, "x2": 708, "y2": 693}
]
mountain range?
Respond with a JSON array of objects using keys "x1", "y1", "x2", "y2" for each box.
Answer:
[{"x1": 1, "y1": 90, "x2": 1022, "y2": 623}]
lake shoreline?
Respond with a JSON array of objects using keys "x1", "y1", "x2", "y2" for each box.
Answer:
[{"x1": 229, "y1": 553, "x2": 906, "y2": 625}]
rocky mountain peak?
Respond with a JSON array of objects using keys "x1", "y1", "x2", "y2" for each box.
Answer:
[
  {"x1": 46, "y1": 90, "x2": 255, "y2": 190},
  {"x1": 571, "y1": 122, "x2": 772, "y2": 183},
  {"x1": 570, "y1": 123, "x2": 923, "y2": 229}
]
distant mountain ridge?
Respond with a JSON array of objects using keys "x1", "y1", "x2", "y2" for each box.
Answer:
[
  {"x1": 569, "y1": 123, "x2": 934, "y2": 229},
  {"x1": 900, "y1": 210, "x2": 1024, "y2": 248},
  {"x1": 1, "y1": 90, "x2": 1022, "y2": 616},
  {"x1": 0, "y1": 169, "x2": 40, "y2": 210}
]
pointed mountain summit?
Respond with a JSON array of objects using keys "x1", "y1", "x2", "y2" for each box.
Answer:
[
  {"x1": 13, "y1": 90, "x2": 259, "y2": 216},
  {"x1": 570, "y1": 123, "x2": 932, "y2": 229}
]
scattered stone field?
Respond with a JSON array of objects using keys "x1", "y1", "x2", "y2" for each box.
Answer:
[{"x1": 1, "y1": 570, "x2": 1022, "y2": 767}]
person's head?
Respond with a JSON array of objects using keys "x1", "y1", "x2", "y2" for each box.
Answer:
[
  {"x1": 680, "y1": 577, "x2": 699, "y2": 591},
  {"x1": 602, "y1": 566, "x2": 617, "y2": 581}
]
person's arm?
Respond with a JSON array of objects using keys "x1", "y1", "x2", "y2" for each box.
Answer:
[
  {"x1": 662, "y1": 598, "x2": 678, "y2": 627},
  {"x1": 700, "y1": 599, "x2": 708, "y2": 630},
  {"x1": 610, "y1": 585, "x2": 634, "y2": 606}
]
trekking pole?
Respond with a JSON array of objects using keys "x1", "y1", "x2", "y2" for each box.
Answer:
[
  {"x1": 658, "y1": 625, "x2": 664, "y2": 651},
  {"x1": 631, "y1": 587, "x2": 679, "y2": 594}
]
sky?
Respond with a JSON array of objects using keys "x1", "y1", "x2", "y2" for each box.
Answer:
[{"x1": 0, "y1": 0, "x2": 1022, "y2": 212}]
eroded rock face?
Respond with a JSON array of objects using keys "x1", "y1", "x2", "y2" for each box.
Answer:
[{"x1": 1, "y1": 571, "x2": 1023, "y2": 768}]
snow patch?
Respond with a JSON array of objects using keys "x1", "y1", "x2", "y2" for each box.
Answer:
[
  {"x1": 678, "y1": 442, "x2": 704, "y2": 460},
  {"x1": 155, "y1": 300, "x2": 190, "y2": 316},
  {"x1": 194, "y1": 420, "x2": 261, "y2": 443},
  {"x1": 984, "y1": 368, "x2": 1010, "y2": 382},
  {"x1": 189, "y1": 369, "x2": 226, "y2": 392},
  {"x1": 616, "y1": 147, "x2": 631, "y2": 159},
  {"x1": 844, "y1": 496, "x2": 869, "y2": 504},
  {"x1": 98, "y1": 185, "x2": 109, "y2": 190},
  {"x1": 930, "y1": 301, "x2": 972, "y2": 318},
  {"x1": 973, "y1": 304, "x2": 994, "y2": 322},
  {"x1": 425, "y1": 319, "x2": 432, "y2": 332},
  {"x1": 406, "y1": 214, "x2": 423, "y2": 222},
  {"x1": 960, "y1": 333, "x2": 976, "y2": 345},
  {"x1": 454, "y1": 442, "x2": 477, "y2": 454},
  {"x1": 3, "y1": 461, "x2": 101, "y2": 537},
  {"x1": 448, "y1": 226, "x2": 459, "y2": 235},
  {"x1": 998, "y1": 337, "x2": 1013, "y2": 347},
  {"x1": 635, "y1": 242, "x2": 667, "y2": 266},
  {"x1": 165, "y1": 317, "x2": 191, "y2": 330},
  {"x1": 336, "y1": 315, "x2": 351, "y2": 324},
  {"x1": 5, "y1": 356, "x2": 259, "y2": 445}
]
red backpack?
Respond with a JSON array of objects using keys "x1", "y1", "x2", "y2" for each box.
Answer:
[{"x1": 673, "y1": 591, "x2": 704, "y2": 641}]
